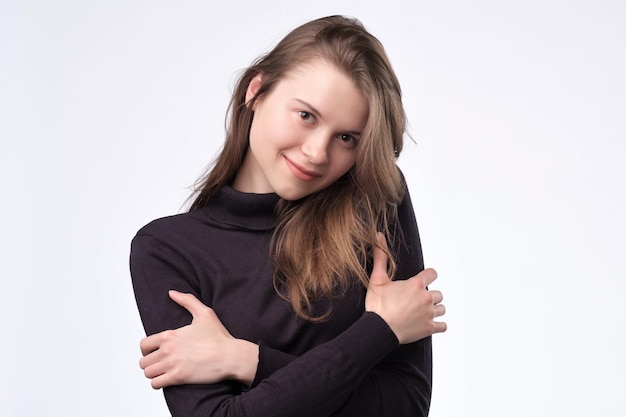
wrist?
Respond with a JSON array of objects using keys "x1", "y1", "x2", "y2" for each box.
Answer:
[{"x1": 229, "y1": 339, "x2": 260, "y2": 386}]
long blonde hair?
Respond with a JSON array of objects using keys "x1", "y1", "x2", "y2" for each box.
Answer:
[{"x1": 189, "y1": 15, "x2": 407, "y2": 320}]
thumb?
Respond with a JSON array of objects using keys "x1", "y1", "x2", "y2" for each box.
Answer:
[
  {"x1": 168, "y1": 290, "x2": 208, "y2": 320},
  {"x1": 369, "y1": 232, "x2": 391, "y2": 286}
]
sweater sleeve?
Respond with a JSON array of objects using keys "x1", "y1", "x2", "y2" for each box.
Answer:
[{"x1": 130, "y1": 184, "x2": 432, "y2": 417}]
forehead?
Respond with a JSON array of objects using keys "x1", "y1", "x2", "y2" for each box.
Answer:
[
  {"x1": 282, "y1": 59, "x2": 357, "y2": 90},
  {"x1": 273, "y1": 60, "x2": 369, "y2": 126}
]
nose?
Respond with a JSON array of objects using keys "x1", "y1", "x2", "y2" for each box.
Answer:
[{"x1": 301, "y1": 131, "x2": 330, "y2": 165}]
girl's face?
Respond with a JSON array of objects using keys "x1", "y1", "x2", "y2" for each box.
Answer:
[{"x1": 233, "y1": 60, "x2": 369, "y2": 201}]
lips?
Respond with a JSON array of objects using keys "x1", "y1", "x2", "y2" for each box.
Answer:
[{"x1": 284, "y1": 156, "x2": 322, "y2": 182}]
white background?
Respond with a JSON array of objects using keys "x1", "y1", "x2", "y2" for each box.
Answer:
[{"x1": 2, "y1": 1, "x2": 625, "y2": 416}]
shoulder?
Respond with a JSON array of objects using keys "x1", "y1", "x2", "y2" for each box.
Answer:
[
  {"x1": 135, "y1": 211, "x2": 195, "y2": 239},
  {"x1": 131, "y1": 209, "x2": 208, "y2": 257},
  {"x1": 129, "y1": 211, "x2": 211, "y2": 291}
]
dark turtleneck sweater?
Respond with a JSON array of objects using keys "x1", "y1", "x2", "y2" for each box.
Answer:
[{"x1": 130, "y1": 183, "x2": 432, "y2": 417}]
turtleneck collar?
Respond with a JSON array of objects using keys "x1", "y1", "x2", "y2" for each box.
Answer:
[{"x1": 202, "y1": 185, "x2": 280, "y2": 231}]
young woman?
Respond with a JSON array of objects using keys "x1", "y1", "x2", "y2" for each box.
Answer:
[{"x1": 130, "y1": 15, "x2": 446, "y2": 417}]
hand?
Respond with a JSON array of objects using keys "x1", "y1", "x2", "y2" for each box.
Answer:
[
  {"x1": 365, "y1": 233, "x2": 447, "y2": 344},
  {"x1": 139, "y1": 290, "x2": 259, "y2": 389}
]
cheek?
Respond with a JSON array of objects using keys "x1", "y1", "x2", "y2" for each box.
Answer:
[
  {"x1": 248, "y1": 122, "x2": 276, "y2": 159},
  {"x1": 339, "y1": 145, "x2": 358, "y2": 168},
  {"x1": 250, "y1": 112, "x2": 293, "y2": 149},
  {"x1": 331, "y1": 151, "x2": 357, "y2": 178}
]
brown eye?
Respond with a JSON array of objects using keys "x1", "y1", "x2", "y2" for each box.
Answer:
[
  {"x1": 338, "y1": 134, "x2": 357, "y2": 146},
  {"x1": 299, "y1": 111, "x2": 315, "y2": 123}
]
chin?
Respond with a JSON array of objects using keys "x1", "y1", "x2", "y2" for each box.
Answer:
[
  {"x1": 274, "y1": 187, "x2": 314, "y2": 201},
  {"x1": 276, "y1": 191, "x2": 307, "y2": 201}
]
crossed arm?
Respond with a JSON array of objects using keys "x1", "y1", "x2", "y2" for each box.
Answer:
[
  {"x1": 140, "y1": 237, "x2": 445, "y2": 387},
  {"x1": 130, "y1": 191, "x2": 447, "y2": 416},
  {"x1": 132, "y1": 242, "x2": 445, "y2": 416}
]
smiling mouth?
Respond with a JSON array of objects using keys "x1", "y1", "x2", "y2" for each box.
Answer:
[{"x1": 284, "y1": 156, "x2": 321, "y2": 182}]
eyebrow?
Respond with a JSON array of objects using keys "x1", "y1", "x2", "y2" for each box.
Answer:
[{"x1": 293, "y1": 98, "x2": 363, "y2": 137}]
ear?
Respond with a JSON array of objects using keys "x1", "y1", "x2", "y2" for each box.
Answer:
[{"x1": 245, "y1": 73, "x2": 263, "y2": 109}]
